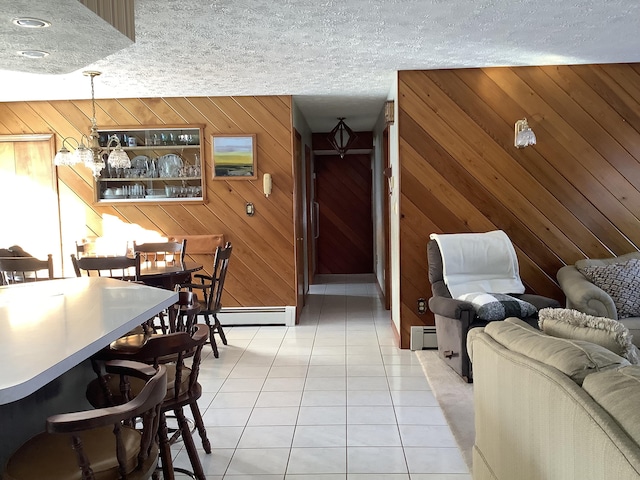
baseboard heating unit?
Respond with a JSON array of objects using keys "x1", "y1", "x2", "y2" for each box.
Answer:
[
  {"x1": 218, "y1": 306, "x2": 296, "y2": 326},
  {"x1": 410, "y1": 325, "x2": 438, "y2": 350}
]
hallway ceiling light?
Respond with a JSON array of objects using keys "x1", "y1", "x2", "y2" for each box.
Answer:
[
  {"x1": 54, "y1": 71, "x2": 131, "y2": 176},
  {"x1": 327, "y1": 117, "x2": 357, "y2": 158}
]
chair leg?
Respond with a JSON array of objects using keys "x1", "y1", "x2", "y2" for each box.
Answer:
[
  {"x1": 213, "y1": 313, "x2": 227, "y2": 345},
  {"x1": 176, "y1": 407, "x2": 206, "y2": 480},
  {"x1": 157, "y1": 412, "x2": 176, "y2": 480},
  {"x1": 202, "y1": 313, "x2": 219, "y2": 357},
  {"x1": 190, "y1": 400, "x2": 211, "y2": 453},
  {"x1": 210, "y1": 329, "x2": 219, "y2": 358}
]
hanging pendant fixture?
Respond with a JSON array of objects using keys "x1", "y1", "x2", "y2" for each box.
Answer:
[
  {"x1": 53, "y1": 71, "x2": 131, "y2": 177},
  {"x1": 327, "y1": 117, "x2": 357, "y2": 158}
]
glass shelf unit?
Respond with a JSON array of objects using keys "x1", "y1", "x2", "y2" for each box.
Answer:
[{"x1": 94, "y1": 125, "x2": 205, "y2": 204}]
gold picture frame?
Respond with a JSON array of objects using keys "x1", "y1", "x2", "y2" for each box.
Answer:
[{"x1": 211, "y1": 134, "x2": 257, "y2": 180}]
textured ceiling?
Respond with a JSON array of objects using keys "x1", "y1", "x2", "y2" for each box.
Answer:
[{"x1": 1, "y1": 0, "x2": 640, "y2": 132}]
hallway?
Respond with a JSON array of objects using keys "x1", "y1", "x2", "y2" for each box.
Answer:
[{"x1": 173, "y1": 274, "x2": 470, "y2": 479}]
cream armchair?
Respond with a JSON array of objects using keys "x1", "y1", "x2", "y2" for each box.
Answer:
[{"x1": 557, "y1": 251, "x2": 640, "y2": 345}]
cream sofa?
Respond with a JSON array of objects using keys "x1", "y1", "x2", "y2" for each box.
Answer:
[
  {"x1": 468, "y1": 318, "x2": 640, "y2": 480},
  {"x1": 557, "y1": 251, "x2": 640, "y2": 345}
]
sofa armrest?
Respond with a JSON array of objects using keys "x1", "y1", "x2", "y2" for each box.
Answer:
[
  {"x1": 557, "y1": 265, "x2": 618, "y2": 319},
  {"x1": 428, "y1": 296, "x2": 476, "y2": 320}
]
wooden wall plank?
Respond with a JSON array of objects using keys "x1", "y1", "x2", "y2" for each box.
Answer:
[
  {"x1": 397, "y1": 64, "x2": 640, "y2": 348},
  {"x1": 0, "y1": 95, "x2": 297, "y2": 309}
]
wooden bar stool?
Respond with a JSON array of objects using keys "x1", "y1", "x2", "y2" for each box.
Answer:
[
  {"x1": 88, "y1": 324, "x2": 211, "y2": 480},
  {"x1": 2, "y1": 360, "x2": 167, "y2": 480}
]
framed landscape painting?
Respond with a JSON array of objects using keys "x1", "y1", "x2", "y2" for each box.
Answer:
[{"x1": 211, "y1": 134, "x2": 257, "y2": 179}]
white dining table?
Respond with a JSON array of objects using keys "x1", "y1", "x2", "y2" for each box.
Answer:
[{"x1": 0, "y1": 276, "x2": 177, "y2": 405}]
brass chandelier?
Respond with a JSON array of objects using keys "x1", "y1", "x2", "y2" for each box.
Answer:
[{"x1": 53, "y1": 71, "x2": 130, "y2": 177}]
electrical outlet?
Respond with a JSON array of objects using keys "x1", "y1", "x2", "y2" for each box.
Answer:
[{"x1": 417, "y1": 298, "x2": 427, "y2": 314}]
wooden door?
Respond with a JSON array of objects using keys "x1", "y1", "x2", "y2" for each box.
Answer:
[
  {"x1": 0, "y1": 135, "x2": 62, "y2": 274},
  {"x1": 315, "y1": 154, "x2": 373, "y2": 274},
  {"x1": 293, "y1": 131, "x2": 305, "y2": 321}
]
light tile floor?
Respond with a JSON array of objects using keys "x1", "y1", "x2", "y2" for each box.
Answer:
[{"x1": 172, "y1": 274, "x2": 471, "y2": 479}]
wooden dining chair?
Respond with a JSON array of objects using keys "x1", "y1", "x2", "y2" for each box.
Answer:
[
  {"x1": 71, "y1": 253, "x2": 141, "y2": 281},
  {"x1": 134, "y1": 239, "x2": 187, "y2": 267},
  {"x1": 3, "y1": 360, "x2": 167, "y2": 480},
  {"x1": 88, "y1": 324, "x2": 211, "y2": 480},
  {"x1": 178, "y1": 242, "x2": 232, "y2": 357},
  {"x1": 0, "y1": 254, "x2": 54, "y2": 285}
]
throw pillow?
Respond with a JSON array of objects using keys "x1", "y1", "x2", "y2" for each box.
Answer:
[
  {"x1": 577, "y1": 259, "x2": 640, "y2": 319},
  {"x1": 457, "y1": 292, "x2": 537, "y2": 321},
  {"x1": 538, "y1": 307, "x2": 639, "y2": 364}
]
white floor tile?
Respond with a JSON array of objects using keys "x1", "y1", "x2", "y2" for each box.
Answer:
[
  {"x1": 268, "y1": 365, "x2": 309, "y2": 378},
  {"x1": 390, "y1": 390, "x2": 439, "y2": 407},
  {"x1": 347, "y1": 405, "x2": 397, "y2": 424},
  {"x1": 204, "y1": 426, "x2": 243, "y2": 449},
  {"x1": 399, "y1": 425, "x2": 457, "y2": 447},
  {"x1": 209, "y1": 391, "x2": 259, "y2": 408},
  {"x1": 301, "y1": 390, "x2": 347, "y2": 406},
  {"x1": 346, "y1": 446, "x2": 408, "y2": 474},
  {"x1": 305, "y1": 376, "x2": 347, "y2": 391},
  {"x1": 262, "y1": 377, "x2": 306, "y2": 391},
  {"x1": 404, "y1": 447, "x2": 469, "y2": 474},
  {"x1": 346, "y1": 390, "x2": 392, "y2": 406},
  {"x1": 255, "y1": 390, "x2": 303, "y2": 407},
  {"x1": 186, "y1": 275, "x2": 470, "y2": 480},
  {"x1": 298, "y1": 405, "x2": 347, "y2": 425},
  {"x1": 237, "y1": 425, "x2": 295, "y2": 448},
  {"x1": 394, "y1": 406, "x2": 448, "y2": 425},
  {"x1": 287, "y1": 447, "x2": 346, "y2": 474},
  {"x1": 226, "y1": 447, "x2": 290, "y2": 475},
  {"x1": 247, "y1": 406, "x2": 300, "y2": 426},
  {"x1": 292, "y1": 425, "x2": 347, "y2": 447},
  {"x1": 347, "y1": 424, "x2": 402, "y2": 446},
  {"x1": 202, "y1": 407, "x2": 252, "y2": 426}
]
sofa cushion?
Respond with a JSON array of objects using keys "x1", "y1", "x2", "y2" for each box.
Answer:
[
  {"x1": 577, "y1": 258, "x2": 640, "y2": 319},
  {"x1": 538, "y1": 307, "x2": 639, "y2": 364},
  {"x1": 485, "y1": 318, "x2": 630, "y2": 385},
  {"x1": 583, "y1": 366, "x2": 640, "y2": 445},
  {"x1": 457, "y1": 292, "x2": 537, "y2": 321}
]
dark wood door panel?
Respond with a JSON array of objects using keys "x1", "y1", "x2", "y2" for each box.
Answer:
[{"x1": 316, "y1": 154, "x2": 373, "y2": 274}]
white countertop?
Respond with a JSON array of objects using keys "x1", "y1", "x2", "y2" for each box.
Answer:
[{"x1": 0, "y1": 277, "x2": 177, "y2": 405}]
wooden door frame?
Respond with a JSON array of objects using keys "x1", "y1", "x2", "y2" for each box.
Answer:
[
  {"x1": 293, "y1": 130, "x2": 305, "y2": 321},
  {"x1": 383, "y1": 127, "x2": 391, "y2": 310},
  {"x1": 305, "y1": 144, "x2": 315, "y2": 287}
]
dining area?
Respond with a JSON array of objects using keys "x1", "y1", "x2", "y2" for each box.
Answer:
[{"x1": 0, "y1": 235, "x2": 233, "y2": 479}]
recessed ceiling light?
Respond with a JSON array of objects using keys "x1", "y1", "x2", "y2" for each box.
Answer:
[
  {"x1": 12, "y1": 17, "x2": 51, "y2": 28},
  {"x1": 18, "y1": 50, "x2": 50, "y2": 59}
]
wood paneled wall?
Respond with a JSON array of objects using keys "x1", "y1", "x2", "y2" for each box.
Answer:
[
  {"x1": 0, "y1": 95, "x2": 296, "y2": 309},
  {"x1": 398, "y1": 65, "x2": 640, "y2": 348}
]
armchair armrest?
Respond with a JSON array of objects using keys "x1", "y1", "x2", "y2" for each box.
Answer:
[
  {"x1": 428, "y1": 296, "x2": 476, "y2": 320},
  {"x1": 557, "y1": 265, "x2": 617, "y2": 319}
]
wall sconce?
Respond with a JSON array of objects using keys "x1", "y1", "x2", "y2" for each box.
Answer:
[
  {"x1": 384, "y1": 101, "x2": 395, "y2": 125},
  {"x1": 514, "y1": 118, "x2": 536, "y2": 148},
  {"x1": 263, "y1": 173, "x2": 272, "y2": 197}
]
